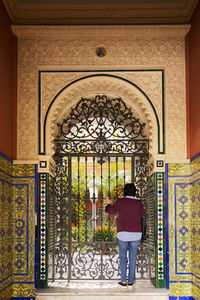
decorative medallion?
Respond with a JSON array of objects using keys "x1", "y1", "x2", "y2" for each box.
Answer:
[{"x1": 96, "y1": 47, "x2": 106, "y2": 57}]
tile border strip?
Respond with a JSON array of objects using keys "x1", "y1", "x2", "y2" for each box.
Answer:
[
  {"x1": 169, "y1": 297, "x2": 195, "y2": 300},
  {"x1": 34, "y1": 165, "x2": 38, "y2": 288},
  {"x1": 11, "y1": 298, "x2": 35, "y2": 300},
  {"x1": 38, "y1": 173, "x2": 48, "y2": 288},
  {"x1": 155, "y1": 172, "x2": 166, "y2": 288}
]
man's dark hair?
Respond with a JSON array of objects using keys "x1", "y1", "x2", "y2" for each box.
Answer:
[{"x1": 124, "y1": 183, "x2": 136, "y2": 197}]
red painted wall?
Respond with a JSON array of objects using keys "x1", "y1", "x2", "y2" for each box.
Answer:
[
  {"x1": 0, "y1": 2, "x2": 17, "y2": 160},
  {"x1": 187, "y1": 1, "x2": 200, "y2": 159}
]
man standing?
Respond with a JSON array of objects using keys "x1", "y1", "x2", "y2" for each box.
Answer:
[{"x1": 105, "y1": 183, "x2": 145, "y2": 287}]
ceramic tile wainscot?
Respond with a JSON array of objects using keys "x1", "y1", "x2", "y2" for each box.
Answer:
[
  {"x1": 0, "y1": 152, "x2": 37, "y2": 299},
  {"x1": 167, "y1": 157, "x2": 200, "y2": 299}
]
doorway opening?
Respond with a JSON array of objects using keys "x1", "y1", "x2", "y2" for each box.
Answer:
[{"x1": 48, "y1": 95, "x2": 155, "y2": 283}]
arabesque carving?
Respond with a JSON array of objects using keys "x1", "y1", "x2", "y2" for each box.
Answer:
[{"x1": 45, "y1": 76, "x2": 157, "y2": 157}]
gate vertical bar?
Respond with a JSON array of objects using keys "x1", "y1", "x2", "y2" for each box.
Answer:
[
  {"x1": 92, "y1": 156, "x2": 96, "y2": 230},
  {"x1": 100, "y1": 157, "x2": 103, "y2": 279},
  {"x1": 60, "y1": 157, "x2": 65, "y2": 280},
  {"x1": 85, "y1": 156, "x2": 88, "y2": 242},
  {"x1": 68, "y1": 155, "x2": 72, "y2": 282},
  {"x1": 123, "y1": 157, "x2": 126, "y2": 186},
  {"x1": 77, "y1": 156, "x2": 80, "y2": 242},
  {"x1": 108, "y1": 156, "x2": 111, "y2": 235},
  {"x1": 131, "y1": 156, "x2": 135, "y2": 184},
  {"x1": 52, "y1": 176, "x2": 55, "y2": 282},
  {"x1": 108, "y1": 156, "x2": 111, "y2": 199},
  {"x1": 116, "y1": 156, "x2": 118, "y2": 193},
  {"x1": 52, "y1": 175, "x2": 55, "y2": 282}
]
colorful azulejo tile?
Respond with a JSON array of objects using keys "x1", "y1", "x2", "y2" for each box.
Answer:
[
  {"x1": 39, "y1": 173, "x2": 47, "y2": 281},
  {"x1": 167, "y1": 158, "x2": 200, "y2": 298},
  {"x1": 0, "y1": 152, "x2": 37, "y2": 299},
  {"x1": 156, "y1": 172, "x2": 164, "y2": 281}
]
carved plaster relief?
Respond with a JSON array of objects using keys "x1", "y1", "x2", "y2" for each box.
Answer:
[
  {"x1": 40, "y1": 71, "x2": 163, "y2": 124},
  {"x1": 13, "y1": 25, "x2": 189, "y2": 161},
  {"x1": 44, "y1": 76, "x2": 158, "y2": 157},
  {"x1": 40, "y1": 70, "x2": 163, "y2": 157}
]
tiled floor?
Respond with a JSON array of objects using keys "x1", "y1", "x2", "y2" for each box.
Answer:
[{"x1": 36, "y1": 281, "x2": 170, "y2": 300}]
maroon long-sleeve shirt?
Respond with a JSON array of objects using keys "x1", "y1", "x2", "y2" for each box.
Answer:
[{"x1": 105, "y1": 197, "x2": 145, "y2": 233}]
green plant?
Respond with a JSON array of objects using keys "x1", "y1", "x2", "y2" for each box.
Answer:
[{"x1": 94, "y1": 226, "x2": 116, "y2": 242}]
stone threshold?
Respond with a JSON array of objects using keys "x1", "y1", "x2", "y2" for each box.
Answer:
[{"x1": 36, "y1": 280, "x2": 170, "y2": 296}]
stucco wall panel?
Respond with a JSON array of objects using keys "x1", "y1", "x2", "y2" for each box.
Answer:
[
  {"x1": 12, "y1": 25, "x2": 189, "y2": 163},
  {"x1": 43, "y1": 74, "x2": 159, "y2": 157}
]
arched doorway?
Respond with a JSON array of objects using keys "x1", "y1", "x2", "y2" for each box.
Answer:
[{"x1": 47, "y1": 95, "x2": 155, "y2": 283}]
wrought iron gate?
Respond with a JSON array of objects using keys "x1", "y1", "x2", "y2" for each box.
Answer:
[{"x1": 48, "y1": 95, "x2": 155, "y2": 282}]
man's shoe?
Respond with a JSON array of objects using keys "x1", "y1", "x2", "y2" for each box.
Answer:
[
  {"x1": 128, "y1": 282, "x2": 134, "y2": 286},
  {"x1": 118, "y1": 282, "x2": 127, "y2": 287}
]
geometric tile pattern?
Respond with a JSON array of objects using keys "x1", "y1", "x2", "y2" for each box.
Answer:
[
  {"x1": 1, "y1": 151, "x2": 200, "y2": 299},
  {"x1": 0, "y1": 153, "x2": 37, "y2": 299},
  {"x1": 176, "y1": 183, "x2": 192, "y2": 274},
  {"x1": 167, "y1": 155, "x2": 200, "y2": 299},
  {"x1": 13, "y1": 185, "x2": 28, "y2": 275},
  {"x1": 155, "y1": 172, "x2": 165, "y2": 284},
  {"x1": 169, "y1": 297, "x2": 195, "y2": 300},
  {"x1": 12, "y1": 169, "x2": 36, "y2": 299},
  {"x1": 39, "y1": 173, "x2": 47, "y2": 282},
  {"x1": 190, "y1": 176, "x2": 200, "y2": 298}
]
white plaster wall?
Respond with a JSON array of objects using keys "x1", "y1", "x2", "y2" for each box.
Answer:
[{"x1": 12, "y1": 25, "x2": 190, "y2": 164}]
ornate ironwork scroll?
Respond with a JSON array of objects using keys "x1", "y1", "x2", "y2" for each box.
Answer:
[
  {"x1": 57, "y1": 95, "x2": 146, "y2": 140},
  {"x1": 55, "y1": 95, "x2": 148, "y2": 156}
]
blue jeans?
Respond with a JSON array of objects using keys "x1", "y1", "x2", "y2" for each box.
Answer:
[{"x1": 118, "y1": 239, "x2": 141, "y2": 283}]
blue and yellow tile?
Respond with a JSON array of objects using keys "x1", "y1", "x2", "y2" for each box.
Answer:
[
  {"x1": 167, "y1": 157, "x2": 200, "y2": 298},
  {"x1": 0, "y1": 153, "x2": 37, "y2": 299}
]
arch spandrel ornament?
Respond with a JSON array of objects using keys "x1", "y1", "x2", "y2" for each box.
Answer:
[
  {"x1": 54, "y1": 95, "x2": 148, "y2": 156},
  {"x1": 45, "y1": 76, "x2": 158, "y2": 158}
]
